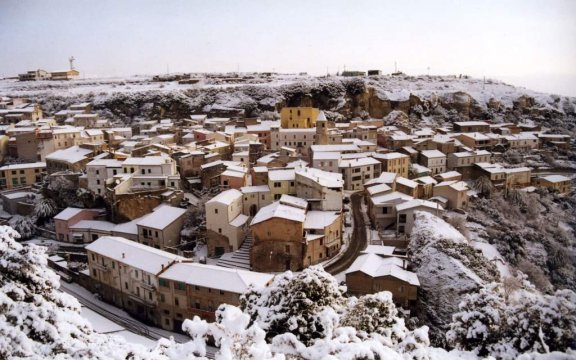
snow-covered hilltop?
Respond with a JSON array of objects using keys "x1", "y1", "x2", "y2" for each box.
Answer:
[{"x1": 1, "y1": 74, "x2": 575, "y2": 133}]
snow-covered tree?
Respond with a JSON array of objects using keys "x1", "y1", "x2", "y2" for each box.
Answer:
[
  {"x1": 0, "y1": 225, "x2": 170, "y2": 359},
  {"x1": 33, "y1": 198, "x2": 58, "y2": 223},
  {"x1": 9, "y1": 215, "x2": 36, "y2": 240},
  {"x1": 447, "y1": 279, "x2": 576, "y2": 359},
  {"x1": 473, "y1": 176, "x2": 494, "y2": 198},
  {"x1": 241, "y1": 265, "x2": 347, "y2": 345}
]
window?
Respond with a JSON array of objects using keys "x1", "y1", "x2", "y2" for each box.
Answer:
[
  {"x1": 285, "y1": 245, "x2": 290, "y2": 253},
  {"x1": 175, "y1": 297, "x2": 179, "y2": 306},
  {"x1": 159, "y1": 279, "x2": 169, "y2": 287},
  {"x1": 136, "y1": 287, "x2": 140, "y2": 296},
  {"x1": 148, "y1": 292, "x2": 152, "y2": 300},
  {"x1": 220, "y1": 290, "x2": 224, "y2": 295},
  {"x1": 92, "y1": 269, "x2": 97, "y2": 276},
  {"x1": 382, "y1": 207, "x2": 388, "y2": 214},
  {"x1": 160, "y1": 294, "x2": 165, "y2": 302},
  {"x1": 91, "y1": 253, "x2": 95, "y2": 261},
  {"x1": 215, "y1": 208, "x2": 218, "y2": 214},
  {"x1": 290, "y1": 181, "x2": 294, "y2": 186},
  {"x1": 195, "y1": 286, "x2": 200, "y2": 291},
  {"x1": 125, "y1": 282, "x2": 128, "y2": 289},
  {"x1": 274, "y1": 182, "x2": 281, "y2": 188},
  {"x1": 399, "y1": 214, "x2": 407, "y2": 223},
  {"x1": 96, "y1": 170, "x2": 100, "y2": 175},
  {"x1": 175, "y1": 282, "x2": 186, "y2": 291},
  {"x1": 218, "y1": 228, "x2": 222, "y2": 234}
]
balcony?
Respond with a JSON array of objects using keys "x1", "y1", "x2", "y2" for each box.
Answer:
[
  {"x1": 93, "y1": 262, "x2": 110, "y2": 272},
  {"x1": 140, "y1": 281, "x2": 156, "y2": 291}
]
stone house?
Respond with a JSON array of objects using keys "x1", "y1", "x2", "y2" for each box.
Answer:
[
  {"x1": 240, "y1": 185, "x2": 272, "y2": 216},
  {"x1": 295, "y1": 167, "x2": 344, "y2": 211},
  {"x1": 205, "y1": 189, "x2": 249, "y2": 256},
  {"x1": 368, "y1": 191, "x2": 412, "y2": 231},
  {"x1": 136, "y1": 205, "x2": 187, "y2": 250},
  {"x1": 453, "y1": 121, "x2": 490, "y2": 133},
  {"x1": 395, "y1": 200, "x2": 444, "y2": 235},
  {"x1": 157, "y1": 263, "x2": 273, "y2": 330},
  {"x1": 418, "y1": 150, "x2": 447, "y2": 175},
  {"x1": 46, "y1": 146, "x2": 93, "y2": 174},
  {"x1": 446, "y1": 150, "x2": 492, "y2": 180},
  {"x1": 0, "y1": 162, "x2": 45, "y2": 190},
  {"x1": 250, "y1": 196, "x2": 342, "y2": 272},
  {"x1": 533, "y1": 175, "x2": 571, "y2": 194},
  {"x1": 280, "y1": 107, "x2": 320, "y2": 129},
  {"x1": 54, "y1": 207, "x2": 102, "y2": 243},
  {"x1": 432, "y1": 181, "x2": 470, "y2": 209},
  {"x1": 345, "y1": 253, "x2": 419, "y2": 307},
  {"x1": 372, "y1": 152, "x2": 410, "y2": 178},
  {"x1": 339, "y1": 157, "x2": 381, "y2": 191},
  {"x1": 86, "y1": 236, "x2": 185, "y2": 326}
]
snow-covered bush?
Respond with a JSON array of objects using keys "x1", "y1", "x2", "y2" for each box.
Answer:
[
  {"x1": 0, "y1": 225, "x2": 167, "y2": 359},
  {"x1": 33, "y1": 198, "x2": 58, "y2": 223},
  {"x1": 9, "y1": 215, "x2": 36, "y2": 240},
  {"x1": 447, "y1": 279, "x2": 576, "y2": 359},
  {"x1": 241, "y1": 265, "x2": 347, "y2": 345}
]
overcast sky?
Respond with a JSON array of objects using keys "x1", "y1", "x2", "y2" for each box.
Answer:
[{"x1": 1, "y1": 0, "x2": 575, "y2": 96}]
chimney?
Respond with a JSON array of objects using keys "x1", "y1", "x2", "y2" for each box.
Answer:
[{"x1": 122, "y1": 253, "x2": 125, "y2": 259}]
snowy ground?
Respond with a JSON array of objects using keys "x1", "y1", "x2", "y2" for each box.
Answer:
[
  {"x1": 59, "y1": 282, "x2": 192, "y2": 344},
  {"x1": 80, "y1": 307, "x2": 158, "y2": 348}
]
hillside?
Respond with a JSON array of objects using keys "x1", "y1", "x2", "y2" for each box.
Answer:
[{"x1": 1, "y1": 74, "x2": 575, "y2": 134}]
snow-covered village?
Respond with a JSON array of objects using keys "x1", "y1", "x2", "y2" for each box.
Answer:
[{"x1": 1, "y1": 1, "x2": 575, "y2": 359}]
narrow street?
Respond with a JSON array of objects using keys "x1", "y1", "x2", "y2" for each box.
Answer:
[{"x1": 325, "y1": 191, "x2": 367, "y2": 275}]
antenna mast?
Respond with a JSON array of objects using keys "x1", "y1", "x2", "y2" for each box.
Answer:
[{"x1": 69, "y1": 56, "x2": 75, "y2": 70}]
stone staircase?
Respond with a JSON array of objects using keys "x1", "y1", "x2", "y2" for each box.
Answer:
[{"x1": 216, "y1": 234, "x2": 252, "y2": 270}]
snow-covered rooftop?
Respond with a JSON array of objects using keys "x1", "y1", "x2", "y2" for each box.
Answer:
[
  {"x1": 268, "y1": 169, "x2": 295, "y2": 182},
  {"x1": 46, "y1": 146, "x2": 92, "y2": 163},
  {"x1": 304, "y1": 211, "x2": 340, "y2": 230},
  {"x1": 122, "y1": 156, "x2": 171, "y2": 166},
  {"x1": 54, "y1": 207, "x2": 98, "y2": 221},
  {"x1": 540, "y1": 175, "x2": 571, "y2": 183},
  {"x1": 396, "y1": 199, "x2": 443, "y2": 212},
  {"x1": 250, "y1": 201, "x2": 306, "y2": 226},
  {"x1": 296, "y1": 167, "x2": 343, "y2": 188},
  {"x1": 136, "y1": 205, "x2": 187, "y2": 230},
  {"x1": 345, "y1": 253, "x2": 419, "y2": 286},
  {"x1": 159, "y1": 262, "x2": 273, "y2": 293},
  {"x1": 86, "y1": 236, "x2": 185, "y2": 275},
  {"x1": 279, "y1": 194, "x2": 308, "y2": 209},
  {"x1": 207, "y1": 189, "x2": 243, "y2": 205},
  {"x1": 420, "y1": 149, "x2": 446, "y2": 158},
  {"x1": 0, "y1": 162, "x2": 45, "y2": 170}
]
